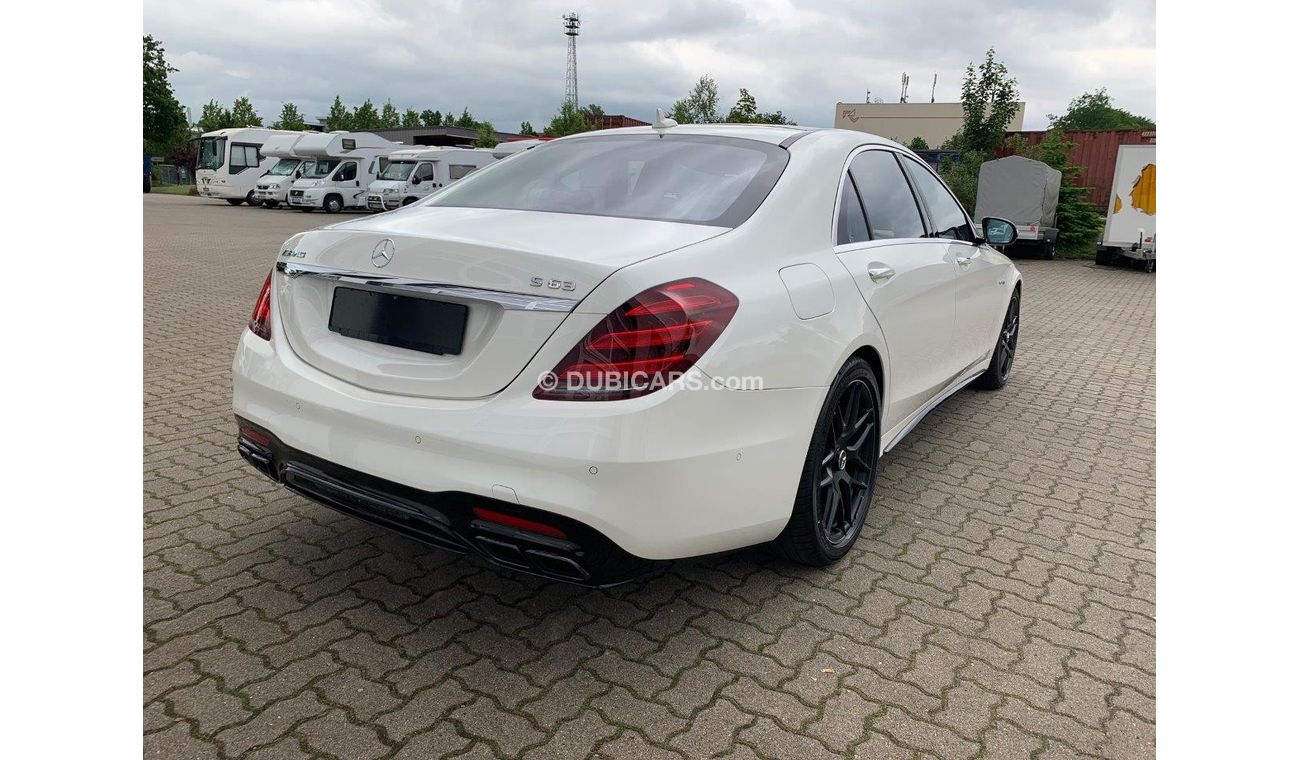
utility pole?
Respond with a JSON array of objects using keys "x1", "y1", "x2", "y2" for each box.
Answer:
[{"x1": 563, "y1": 12, "x2": 580, "y2": 109}]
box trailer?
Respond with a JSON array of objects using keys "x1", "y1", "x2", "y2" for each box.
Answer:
[
  {"x1": 1096, "y1": 144, "x2": 1156, "y2": 271},
  {"x1": 974, "y1": 155, "x2": 1061, "y2": 259}
]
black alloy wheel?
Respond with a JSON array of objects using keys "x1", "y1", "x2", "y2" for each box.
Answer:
[
  {"x1": 773, "y1": 357, "x2": 881, "y2": 566},
  {"x1": 815, "y1": 378, "x2": 879, "y2": 548},
  {"x1": 974, "y1": 290, "x2": 1020, "y2": 390}
]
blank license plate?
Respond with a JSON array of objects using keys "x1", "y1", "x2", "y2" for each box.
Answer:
[{"x1": 328, "y1": 287, "x2": 468, "y2": 355}]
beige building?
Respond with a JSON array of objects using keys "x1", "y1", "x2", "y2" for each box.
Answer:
[{"x1": 833, "y1": 101, "x2": 1026, "y2": 147}]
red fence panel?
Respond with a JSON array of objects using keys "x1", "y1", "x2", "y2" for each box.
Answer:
[{"x1": 995, "y1": 129, "x2": 1156, "y2": 211}]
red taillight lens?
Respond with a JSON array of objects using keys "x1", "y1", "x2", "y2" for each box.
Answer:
[
  {"x1": 534, "y1": 277, "x2": 739, "y2": 401},
  {"x1": 248, "y1": 272, "x2": 272, "y2": 340}
]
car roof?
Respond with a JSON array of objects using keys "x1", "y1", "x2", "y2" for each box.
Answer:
[
  {"x1": 569, "y1": 123, "x2": 815, "y2": 145},
  {"x1": 559, "y1": 124, "x2": 908, "y2": 152}
]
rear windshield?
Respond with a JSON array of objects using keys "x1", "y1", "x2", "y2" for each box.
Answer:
[{"x1": 427, "y1": 134, "x2": 788, "y2": 227}]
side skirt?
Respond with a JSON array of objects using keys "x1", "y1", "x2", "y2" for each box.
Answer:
[{"x1": 881, "y1": 363, "x2": 987, "y2": 454}]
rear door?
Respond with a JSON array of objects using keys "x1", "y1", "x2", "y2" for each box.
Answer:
[
  {"x1": 899, "y1": 156, "x2": 1001, "y2": 372},
  {"x1": 834, "y1": 148, "x2": 958, "y2": 429}
]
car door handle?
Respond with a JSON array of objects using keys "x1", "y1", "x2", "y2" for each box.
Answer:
[{"x1": 867, "y1": 266, "x2": 895, "y2": 282}]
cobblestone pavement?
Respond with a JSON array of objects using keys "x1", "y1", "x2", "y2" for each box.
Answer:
[{"x1": 144, "y1": 194, "x2": 1155, "y2": 759}]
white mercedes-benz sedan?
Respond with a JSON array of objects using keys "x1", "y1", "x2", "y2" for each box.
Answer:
[{"x1": 233, "y1": 123, "x2": 1021, "y2": 586}]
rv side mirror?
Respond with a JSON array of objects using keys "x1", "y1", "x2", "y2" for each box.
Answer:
[
  {"x1": 410, "y1": 176, "x2": 421, "y2": 185},
  {"x1": 981, "y1": 217, "x2": 1018, "y2": 246}
]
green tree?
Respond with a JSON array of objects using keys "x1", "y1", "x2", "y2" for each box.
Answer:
[
  {"x1": 907, "y1": 136, "x2": 930, "y2": 151},
  {"x1": 670, "y1": 75, "x2": 720, "y2": 123},
  {"x1": 272, "y1": 102, "x2": 306, "y2": 130},
  {"x1": 143, "y1": 35, "x2": 187, "y2": 151},
  {"x1": 954, "y1": 48, "x2": 1019, "y2": 155},
  {"x1": 542, "y1": 102, "x2": 592, "y2": 137},
  {"x1": 724, "y1": 88, "x2": 794, "y2": 124},
  {"x1": 519, "y1": 120, "x2": 537, "y2": 136},
  {"x1": 1048, "y1": 88, "x2": 1155, "y2": 131},
  {"x1": 455, "y1": 108, "x2": 478, "y2": 128},
  {"x1": 474, "y1": 121, "x2": 497, "y2": 148},
  {"x1": 1004, "y1": 129, "x2": 1105, "y2": 253},
  {"x1": 420, "y1": 109, "x2": 442, "y2": 127},
  {"x1": 196, "y1": 99, "x2": 233, "y2": 133},
  {"x1": 351, "y1": 99, "x2": 381, "y2": 129},
  {"x1": 380, "y1": 100, "x2": 401, "y2": 128},
  {"x1": 401, "y1": 108, "x2": 421, "y2": 127},
  {"x1": 325, "y1": 96, "x2": 352, "y2": 131},
  {"x1": 229, "y1": 96, "x2": 262, "y2": 127}
]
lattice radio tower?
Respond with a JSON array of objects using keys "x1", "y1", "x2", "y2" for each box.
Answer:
[{"x1": 563, "y1": 12, "x2": 581, "y2": 108}]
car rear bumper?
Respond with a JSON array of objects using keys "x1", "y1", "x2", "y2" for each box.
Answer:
[
  {"x1": 236, "y1": 419, "x2": 657, "y2": 586},
  {"x1": 231, "y1": 328, "x2": 822, "y2": 563}
]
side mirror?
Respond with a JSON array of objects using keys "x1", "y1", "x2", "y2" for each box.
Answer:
[
  {"x1": 981, "y1": 217, "x2": 1018, "y2": 246},
  {"x1": 410, "y1": 176, "x2": 421, "y2": 185}
]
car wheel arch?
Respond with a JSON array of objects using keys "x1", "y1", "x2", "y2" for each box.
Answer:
[{"x1": 847, "y1": 343, "x2": 886, "y2": 413}]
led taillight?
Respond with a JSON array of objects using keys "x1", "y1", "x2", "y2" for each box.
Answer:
[
  {"x1": 534, "y1": 277, "x2": 739, "y2": 401},
  {"x1": 248, "y1": 272, "x2": 272, "y2": 340}
]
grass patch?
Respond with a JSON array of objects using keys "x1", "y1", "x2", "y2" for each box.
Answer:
[{"x1": 151, "y1": 184, "x2": 197, "y2": 196}]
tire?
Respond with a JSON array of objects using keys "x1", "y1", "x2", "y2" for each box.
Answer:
[
  {"x1": 401, "y1": 197, "x2": 417, "y2": 206},
  {"x1": 772, "y1": 357, "x2": 881, "y2": 566},
  {"x1": 1095, "y1": 247, "x2": 1113, "y2": 266},
  {"x1": 143, "y1": 176, "x2": 152, "y2": 193},
  {"x1": 323, "y1": 195, "x2": 343, "y2": 214},
  {"x1": 225, "y1": 198, "x2": 244, "y2": 206},
  {"x1": 972, "y1": 290, "x2": 1020, "y2": 391},
  {"x1": 1039, "y1": 240, "x2": 1055, "y2": 260},
  {"x1": 263, "y1": 201, "x2": 279, "y2": 209}
]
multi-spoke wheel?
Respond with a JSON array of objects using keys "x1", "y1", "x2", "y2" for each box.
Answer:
[
  {"x1": 974, "y1": 290, "x2": 1020, "y2": 390},
  {"x1": 774, "y1": 357, "x2": 881, "y2": 566}
]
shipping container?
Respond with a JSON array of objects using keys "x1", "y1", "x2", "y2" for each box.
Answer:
[{"x1": 994, "y1": 129, "x2": 1156, "y2": 212}]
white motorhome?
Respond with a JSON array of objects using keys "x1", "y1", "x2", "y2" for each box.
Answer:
[
  {"x1": 252, "y1": 133, "x2": 313, "y2": 208},
  {"x1": 287, "y1": 132, "x2": 400, "y2": 213},
  {"x1": 491, "y1": 139, "x2": 548, "y2": 160},
  {"x1": 196, "y1": 127, "x2": 300, "y2": 206},
  {"x1": 1096, "y1": 144, "x2": 1156, "y2": 271},
  {"x1": 364, "y1": 147, "x2": 497, "y2": 211}
]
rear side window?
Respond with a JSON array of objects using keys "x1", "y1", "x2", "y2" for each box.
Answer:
[
  {"x1": 901, "y1": 158, "x2": 975, "y2": 242},
  {"x1": 429, "y1": 134, "x2": 789, "y2": 227},
  {"x1": 836, "y1": 178, "x2": 870, "y2": 245},
  {"x1": 230, "y1": 144, "x2": 261, "y2": 174},
  {"x1": 449, "y1": 164, "x2": 477, "y2": 180},
  {"x1": 849, "y1": 151, "x2": 925, "y2": 240}
]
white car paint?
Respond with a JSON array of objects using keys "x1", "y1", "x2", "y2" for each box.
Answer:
[{"x1": 232, "y1": 124, "x2": 1020, "y2": 573}]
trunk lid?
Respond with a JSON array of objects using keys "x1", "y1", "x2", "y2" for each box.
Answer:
[{"x1": 276, "y1": 205, "x2": 727, "y2": 399}]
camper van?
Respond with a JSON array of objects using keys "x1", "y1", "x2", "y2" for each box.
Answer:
[
  {"x1": 364, "y1": 147, "x2": 497, "y2": 211},
  {"x1": 252, "y1": 133, "x2": 313, "y2": 208},
  {"x1": 196, "y1": 127, "x2": 300, "y2": 206},
  {"x1": 287, "y1": 132, "x2": 399, "y2": 213}
]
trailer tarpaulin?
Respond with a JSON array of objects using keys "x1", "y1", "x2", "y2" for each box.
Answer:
[{"x1": 973, "y1": 155, "x2": 1061, "y2": 228}]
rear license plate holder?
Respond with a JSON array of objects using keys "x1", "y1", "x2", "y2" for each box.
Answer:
[{"x1": 328, "y1": 287, "x2": 468, "y2": 355}]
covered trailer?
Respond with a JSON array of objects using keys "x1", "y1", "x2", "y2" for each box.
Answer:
[
  {"x1": 974, "y1": 155, "x2": 1061, "y2": 259},
  {"x1": 1096, "y1": 144, "x2": 1156, "y2": 272}
]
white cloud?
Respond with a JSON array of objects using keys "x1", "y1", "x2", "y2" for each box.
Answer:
[{"x1": 146, "y1": 0, "x2": 1155, "y2": 131}]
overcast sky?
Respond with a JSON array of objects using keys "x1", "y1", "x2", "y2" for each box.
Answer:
[{"x1": 145, "y1": 0, "x2": 1155, "y2": 133}]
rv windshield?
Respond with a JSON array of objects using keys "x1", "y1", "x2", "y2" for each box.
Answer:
[
  {"x1": 302, "y1": 159, "x2": 340, "y2": 178},
  {"x1": 198, "y1": 137, "x2": 227, "y2": 171},
  {"x1": 267, "y1": 158, "x2": 301, "y2": 176},
  {"x1": 379, "y1": 161, "x2": 417, "y2": 181},
  {"x1": 427, "y1": 134, "x2": 788, "y2": 227}
]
